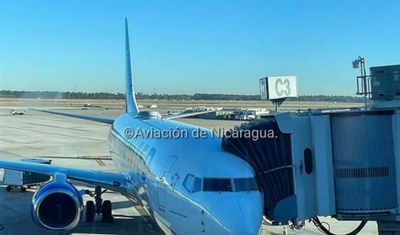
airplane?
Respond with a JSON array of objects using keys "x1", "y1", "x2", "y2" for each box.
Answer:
[{"x1": 0, "y1": 18, "x2": 264, "y2": 235}]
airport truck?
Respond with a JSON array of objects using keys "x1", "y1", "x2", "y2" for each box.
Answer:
[
  {"x1": 10, "y1": 109, "x2": 25, "y2": 115},
  {"x1": 239, "y1": 109, "x2": 256, "y2": 120},
  {"x1": 2, "y1": 158, "x2": 51, "y2": 192}
]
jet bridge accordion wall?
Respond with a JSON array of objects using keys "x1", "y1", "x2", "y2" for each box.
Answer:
[
  {"x1": 331, "y1": 112, "x2": 397, "y2": 214},
  {"x1": 221, "y1": 119, "x2": 294, "y2": 221}
]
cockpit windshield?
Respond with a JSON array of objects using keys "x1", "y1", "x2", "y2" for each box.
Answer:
[
  {"x1": 183, "y1": 174, "x2": 259, "y2": 193},
  {"x1": 202, "y1": 177, "x2": 258, "y2": 192},
  {"x1": 234, "y1": 178, "x2": 258, "y2": 191},
  {"x1": 203, "y1": 178, "x2": 232, "y2": 192}
]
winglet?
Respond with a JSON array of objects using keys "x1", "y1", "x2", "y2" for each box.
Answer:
[{"x1": 125, "y1": 17, "x2": 139, "y2": 115}]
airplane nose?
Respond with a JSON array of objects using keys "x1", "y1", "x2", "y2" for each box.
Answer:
[{"x1": 211, "y1": 197, "x2": 262, "y2": 235}]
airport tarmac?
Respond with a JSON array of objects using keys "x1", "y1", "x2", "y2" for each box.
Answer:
[{"x1": 0, "y1": 107, "x2": 378, "y2": 235}]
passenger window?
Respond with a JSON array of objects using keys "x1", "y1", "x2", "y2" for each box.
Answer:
[
  {"x1": 192, "y1": 177, "x2": 202, "y2": 193},
  {"x1": 234, "y1": 178, "x2": 258, "y2": 192},
  {"x1": 146, "y1": 148, "x2": 156, "y2": 165},
  {"x1": 183, "y1": 175, "x2": 195, "y2": 193},
  {"x1": 138, "y1": 141, "x2": 144, "y2": 149},
  {"x1": 203, "y1": 178, "x2": 232, "y2": 192}
]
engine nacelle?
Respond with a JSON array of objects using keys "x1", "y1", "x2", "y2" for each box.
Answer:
[{"x1": 31, "y1": 174, "x2": 83, "y2": 230}]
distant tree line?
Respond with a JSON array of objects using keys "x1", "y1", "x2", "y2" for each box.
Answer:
[
  {"x1": 0, "y1": 90, "x2": 364, "y2": 102},
  {"x1": 0, "y1": 90, "x2": 125, "y2": 99}
]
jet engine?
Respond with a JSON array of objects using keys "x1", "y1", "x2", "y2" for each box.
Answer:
[{"x1": 31, "y1": 175, "x2": 83, "y2": 230}]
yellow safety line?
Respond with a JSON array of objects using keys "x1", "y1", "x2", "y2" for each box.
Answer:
[
  {"x1": 77, "y1": 156, "x2": 106, "y2": 166},
  {"x1": 94, "y1": 157, "x2": 105, "y2": 166}
]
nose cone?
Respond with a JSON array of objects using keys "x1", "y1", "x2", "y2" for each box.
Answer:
[{"x1": 211, "y1": 197, "x2": 263, "y2": 235}]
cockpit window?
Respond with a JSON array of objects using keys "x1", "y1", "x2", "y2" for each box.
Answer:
[
  {"x1": 192, "y1": 177, "x2": 202, "y2": 193},
  {"x1": 203, "y1": 178, "x2": 232, "y2": 192},
  {"x1": 234, "y1": 178, "x2": 258, "y2": 191},
  {"x1": 183, "y1": 174, "x2": 195, "y2": 193}
]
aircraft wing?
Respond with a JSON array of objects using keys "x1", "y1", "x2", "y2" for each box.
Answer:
[
  {"x1": 0, "y1": 159, "x2": 129, "y2": 194},
  {"x1": 31, "y1": 108, "x2": 114, "y2": 124},
  {"x1": 162, "y1": 109, "x2": 216, "y2": 120},
  {"x1": 32, "y1": 108, "x2": 215, "y2": 122}
]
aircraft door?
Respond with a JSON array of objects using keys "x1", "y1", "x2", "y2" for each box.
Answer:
[{"x1": 157, "y1": 156, "x2": 177, "y2": 212}]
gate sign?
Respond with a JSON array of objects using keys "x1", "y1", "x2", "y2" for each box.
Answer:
[{"x1": 259, "y1": 76, "x2": 298, "y2": 100}]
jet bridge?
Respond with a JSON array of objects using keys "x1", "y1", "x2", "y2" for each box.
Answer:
[
  {"x1": 222, "y1": 109, "x2": 400, "y2": 234},
  {"x1": 222, "y1": 64, "x2": 400, "y2": 234}
]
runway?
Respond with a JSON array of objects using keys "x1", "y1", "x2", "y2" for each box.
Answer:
[{"x1": 0, "y1": 107, "x2": 378, "y2": 235}]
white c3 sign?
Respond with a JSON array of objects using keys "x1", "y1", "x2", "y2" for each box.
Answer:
[{"x1": 259, "y1": 76, "x2": 298, "y2": 100}]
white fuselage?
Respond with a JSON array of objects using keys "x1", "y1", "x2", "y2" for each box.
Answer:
[{"x1": 108, "y1": 113, "x2": 264, "y2": 235}]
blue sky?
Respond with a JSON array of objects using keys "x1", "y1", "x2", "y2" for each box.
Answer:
[{"x1": 1, "y1": 1, "x2": 400, "y2": 96}]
